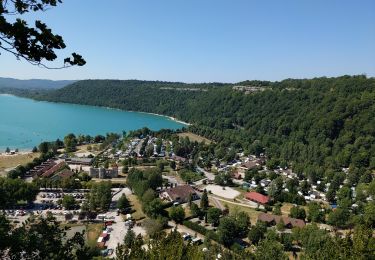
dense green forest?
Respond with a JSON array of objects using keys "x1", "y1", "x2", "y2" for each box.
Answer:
[{"x1": 15, "y1": 76, "x2": 375, "y2": 175}]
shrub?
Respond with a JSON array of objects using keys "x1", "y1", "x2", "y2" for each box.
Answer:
[{"x1": 183, "y1": 220, "x2": 207, "y2": 235}]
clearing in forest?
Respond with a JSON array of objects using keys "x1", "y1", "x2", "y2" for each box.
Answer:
[{"x1": 177, "y1": 132, "x2": 212, "y2": 144}]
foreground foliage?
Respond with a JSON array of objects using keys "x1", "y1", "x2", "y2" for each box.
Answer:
[{"x1": 0, "y1": 214, "x2": 90, "y2": 260}]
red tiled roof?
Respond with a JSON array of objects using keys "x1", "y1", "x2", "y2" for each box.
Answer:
[
  {"x1": 172, "y1": 155, "x2": 187, "y2": 162},
  {"x1": 286, "y1": 217, "x2": 305, "y2": 228},
  {"x1": 58, "y1": 169, "x2": 74, "y2": 179},
  {"x1": 30, "y1": 160, "x2": 56, "y2": 176},
  {"x1": 257, "y1": 212, "x2": 274, "y2": 222},
  {"x1": 245, "y1": 192, "x2": 269, "y2": 204},
  {"x1": 41, "y1": 162, "x2": 66, "y2": 178},
  {"x1": 242, "y1": 161, "x2": 258, "y2": 169},
  {"x1": 258, "y1": 213, "x2": 305, "y2": 228}
]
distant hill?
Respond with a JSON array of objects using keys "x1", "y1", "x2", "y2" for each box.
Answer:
[{"x1": 0, "y1": 77, "x2": 75, "y2": 89}]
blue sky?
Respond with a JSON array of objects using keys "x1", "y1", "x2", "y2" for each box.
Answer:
[{"x1": 1, "y1": 0, "x2": 374, "y2": 82}]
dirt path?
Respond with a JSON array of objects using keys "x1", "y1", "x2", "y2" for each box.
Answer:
[
  {"x1": 210, "y1": 196, "x2": 225, "y2": 211},
  {"x1": 210, "y1": 195, "x2": 262, "y2": 210}
]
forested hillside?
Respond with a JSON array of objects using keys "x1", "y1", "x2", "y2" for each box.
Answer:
[{"x1": 23, "y1": 76, "x2": 375, "y2": 174}]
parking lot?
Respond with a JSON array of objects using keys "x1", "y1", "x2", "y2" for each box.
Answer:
[
  {"x1": 35, "y1": 191, "x2": 86, "y2": 210},
  {"x1": 3, "y1": 190, "x2": 89, "y2": 225}
]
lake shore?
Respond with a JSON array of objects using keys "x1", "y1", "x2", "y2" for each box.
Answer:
[
  {"x1": 0, "y1": 94, "x2": 188, "y2": 150},
  {"x1": 137, "y1": 112, "x2": 191, "y2": 126},
  {"x1": 3, "y1": 94, "x2": 191, "y2": 126},
  {"x1": 102, "y1": 105, "x2": 191, "y2": 126}
]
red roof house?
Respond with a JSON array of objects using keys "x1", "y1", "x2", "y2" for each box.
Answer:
[
  {"x1": 57, "y1": 169, "x2": 75, "y2": 179},
  {"x1": 245, "y1": 192, "x2": 269, "y2": 204},
  {"x1": 41, "y1": 162, "x2": 66, "y2": 178}
]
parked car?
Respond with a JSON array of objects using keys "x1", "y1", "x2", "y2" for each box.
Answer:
[
  {"x1": 183, "y1": 233, "x2": 192, "y2": 241},
  {"x1": 124, "y1": 220, "x2": 134, "y2": 227},
  {"x1": 192, "y1": 237, "x2": 202, "y2": 245}
]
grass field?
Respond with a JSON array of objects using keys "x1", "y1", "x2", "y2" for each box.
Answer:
[
  {"x1": 86, "y1": 223, "x2": 104, "y2": 248},
  {"x1": 128, "y1": 194, "x2": 146, "y2": 220},
  {"x1": 0, "y1": 153, "x2": 40, "y2": 175},
  {"x1": 227, "y1": 203, "x2": 260, "y2": 224},
  {"x1": 281, "y1": 203, "x2": 294, "y2": 215},
  {"x1": 211, "y1": 198, "x2": 260, "y2": 224},
  {"x1": 162, "y1": 165, "x2": 176, "y2": 175},
  {"x1": 177, "y1": 132, "x2": 212, "y2": 144},
  {"x1": 61, "y1": 224, "x2": 86, "y2": 241},
  {"x1": 281, "y1": 202, "x2": 308, "y2": 215},
  {"x1": 57, "y1": 144, "x2": 101, "y2": 156},
  {"x1": 75, "y1": 144, "x2": 101, "y2": 155}
]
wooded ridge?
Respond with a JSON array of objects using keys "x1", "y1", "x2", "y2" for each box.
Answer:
[{"x1": 10, "y1": 75, "x2": 375, "y2": 174}]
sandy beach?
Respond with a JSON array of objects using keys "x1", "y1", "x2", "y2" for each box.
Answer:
[{"x1": 0, "y1": 152, "x2": 40, "y2": 175}]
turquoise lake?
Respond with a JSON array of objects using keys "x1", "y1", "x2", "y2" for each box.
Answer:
[{"x1": 0, "y1": 94, "x2": 186, "y2": 150}]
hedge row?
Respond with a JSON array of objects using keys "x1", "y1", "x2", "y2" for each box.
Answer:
[
  {"x1": 183, "y1": 221, "x2": 221, "y2": 244},
  {"x1": 183, "y1": 220, "x2": 208, "y2": 235}
]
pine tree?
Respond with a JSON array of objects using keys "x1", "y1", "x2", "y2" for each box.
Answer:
[{"x1": 200, "y1": 189, "x2": 209, "y2": 211}]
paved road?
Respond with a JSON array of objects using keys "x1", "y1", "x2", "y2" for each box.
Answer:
[
  {"x1": 196, "y1": 166, "x2": 215, "y2": 180},
  {"x1": 163, "y1": 175, "x2": 184, "y2": 186},
  {"x1": 194, "y1": 166, "x2": 216, "y2": 185},
  {"x1": 112, "y1": 188, "x2": 132, "y2": 202}
]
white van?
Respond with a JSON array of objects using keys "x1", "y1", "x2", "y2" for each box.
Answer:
[{"x1": 97, "y1": 214, "x2": 107, "y2": 220}]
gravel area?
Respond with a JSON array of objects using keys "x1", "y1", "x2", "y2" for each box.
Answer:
[
  {"x1": 104, "y1": 188, "x2": 145, "y2": 258},
  {"x1": 204, "y1": 184, "x2": 240, "y2": 199}
]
